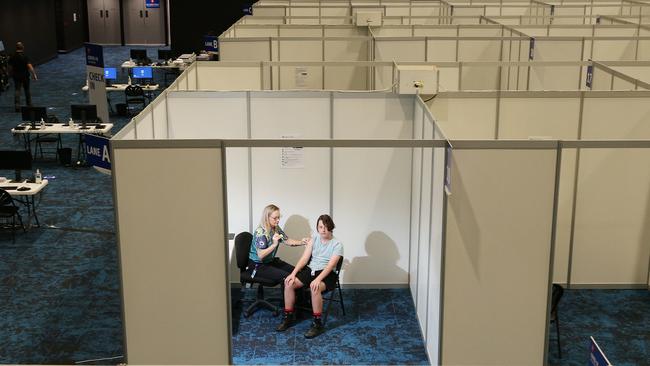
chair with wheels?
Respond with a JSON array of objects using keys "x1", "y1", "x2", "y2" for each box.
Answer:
[
  {"x1": 550, "y1": 283, "x2": 565, "y2": 358},
  {"x1": 0, "y1": 188, "x2": 25, "y2": 242},
  {"x1": 235, "y1": 231, "x2": 282, "y2": 317},
  {"x1": 124, "y1": 85, "x2": 146, "y2": 115}
]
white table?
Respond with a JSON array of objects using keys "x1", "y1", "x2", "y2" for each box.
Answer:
[
  {"x1": 12, "y1": 123, "x2": 113, "y2": 161},
  {"x1": 0, "y1": 179, "x2": 48, "y2": 228},
  {"x1": 81, "y1": 83, "x2": 160, "y2": 93},
  {"x1": 120, "y1": 60, "x2": 188, "y2": 70}
]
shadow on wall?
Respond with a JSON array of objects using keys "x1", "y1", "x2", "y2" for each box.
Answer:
[
  {"x1": 343, "y1": 231, "x2": 407, "y2": 285},
  {"x1": 282, "y1": 214, "x2": 312, "y2": 264}
]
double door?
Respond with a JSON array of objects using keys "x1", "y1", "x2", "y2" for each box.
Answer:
[
  {"x1": 124, "y1": 0, "x2": 166, "y2": 45},
  {"x1": 88, "y1": 0, "x2": 121, "y2": 44}
]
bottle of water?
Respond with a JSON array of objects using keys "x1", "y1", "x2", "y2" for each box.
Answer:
[{"x1": 35, "y1": 169, "x2": 42, "y2": 184}]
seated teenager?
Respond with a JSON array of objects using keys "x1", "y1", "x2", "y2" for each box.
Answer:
[
  {"x1": 276, "y1": 214, "x2": 343, "y2": 338},
  {"x1": 248, "y1": 204, "x2": 306, "y2": 284}
]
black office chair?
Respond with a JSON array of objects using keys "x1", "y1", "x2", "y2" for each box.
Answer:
[
  {"x1": 235, "y1": 231, "x2": 281, "y2": 317},
  {"x1": 0, "y1": 188, "x2": 25, "y2": 242},
  {"x1": 124, "y1": 85, "x2": 146, "y2": 115},
  {"x1": 550, "y1": 284, "x2": 565, "y2": 358},
  {"x1": 295, "y1": 256, "x2": 346, "y2": 325}
]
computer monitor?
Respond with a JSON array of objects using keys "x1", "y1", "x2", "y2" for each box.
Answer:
[
  {"x1": 158, "y1": 49, "x2": 173, "y2": 61},
  {"x1": 104, "y1": 67, "x2": 117, "y2": 86},
  {"x1": 71, "y1": 104, "x2": 98, "y2": 129},
  {"x1": 21, "y1": 106, "x2": 48, "y2": 128},
  {"x1": 0, "y1": 150, "x2": 32, "y2": 182},
  {"x1": 130, "y1": 49, "x2": 147, "y2": 62},
  {"x1": 132, "y1": 66, "x2": 153, "y2": 82}
]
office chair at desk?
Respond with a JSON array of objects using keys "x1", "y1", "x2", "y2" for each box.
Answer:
[
  {"x1": 124, "y1": 85, "x2": 146, "y2": 116},
  {"x1": 235, "y1": 231, "x2": 282, "y2": 317},
  {"x1": 0, "y1": 188, "x2": 25, "y2": 242}
]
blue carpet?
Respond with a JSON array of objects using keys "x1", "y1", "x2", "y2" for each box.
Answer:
[
  {"x1": 1, "y1": 46, "x2": 649, "y2": 365},
  {"x1": 232, "y1": 288, "x2": 430, "y2": 365}
]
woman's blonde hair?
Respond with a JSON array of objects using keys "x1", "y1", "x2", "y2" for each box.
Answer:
[{"x1": 259, "y1": 204, "x2": 280, "y2": 232}]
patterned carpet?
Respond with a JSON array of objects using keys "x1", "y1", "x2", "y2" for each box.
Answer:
[{"x1": 0, "y1": 46, "x2": 649, "y2": 365}]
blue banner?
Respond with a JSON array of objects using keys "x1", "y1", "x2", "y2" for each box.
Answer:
[
  {"x1": 243, "y1": 3, "x2": 253, "y2": 15},
  {"x1": 589, "y1": 337, "x2": 612, "y2": 366},
  {"x1": 85, "y1": 43, "x2": 104, "y2": 68},
  {"x1": 204, "y1": 35, "x2": 219, "y2": 52},
  {"x1": 84, "y1": 134, "x2": 111, "y2": 170},
  {"x1": 145, "y1": 0, "x2": 160, "y2": 8}
]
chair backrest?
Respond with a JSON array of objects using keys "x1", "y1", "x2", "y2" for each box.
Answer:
[
  {"x1": 334, "y1": 255, "x2": 344, "y2": 274},
  {"x1": 0, "y1": 188, "x2": 13, "y2": 207},
  {"x1": 125, "y1": 84, "x2": 144, "y2": 97},
  {"x1": 235, "y1": 231, "x2": 253, "y2": 272},
  {"x1": 551, "y1": 284, "x2": 564, "y2": 316}
]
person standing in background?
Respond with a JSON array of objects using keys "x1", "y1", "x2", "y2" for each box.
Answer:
[{"x1": 9, "y1": 42, "x2": 37, "y2": 112}]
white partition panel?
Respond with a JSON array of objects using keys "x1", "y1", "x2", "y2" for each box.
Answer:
[
  {"x1": 167, "y1": 92, "x2": 248, "y2": 139},
  {"x1": 249, "y1": 92, "x2": 331, "y2": 267},
  {"x1": 591, "y1": 39, "x2": 637, "y2": 60},
  {"x1": 497, "y1": 95, "x2": 581, "y2": 284},
  {"x1": 534, "y1": 39, "x2": 583, "y2": 61},
  {"x1": 278, "y1": 39, "x2": 323, "y2": 89},
  {"x1": 134, "y1": 107, "x2": 154, "y2": 139},
  {"x1": 114, "y1": 146, "x2": 229, "y2": 365},
  {"x1": 442, "y1": 148, "x2": 556, "y2": 365},
  {"x1": 333, "y1": 93, "x2": 413, "y2": 285},
  {"x1": 426, "y1": 39, "x2": 459, "y2": 61},
  {"x1": 197, "y1": 64, "x2": 262, "y2": 90},
  {"x1": 187, "y1": 66, "x2": 197, "y2": 90},
  {"x1": 572, "y1": 96, "x2": 650, "y2": 285},
  {"x1": 427, "y1": 94, "x2": 497, "y2": 139},
  {"x1": 219, "y1": 40, "x2": 272, "y2": 61},
  {"x1": 374, "y1": 39, "x2": 425, "y2": 88},
  {"x1": 152, "y1": 97, "x2": 168, "y2": 139}
]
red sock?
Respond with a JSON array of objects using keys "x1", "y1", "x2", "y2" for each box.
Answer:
[
  {"x1": 313, "y1": 312, "x2": 322, "y2": 319},
  {"x1": 285, "y1": 308, "x2": 294, "y2": 314}
]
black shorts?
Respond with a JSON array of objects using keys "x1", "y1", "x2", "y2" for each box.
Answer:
[{"x1": 296, "y1": 265, "x2": 337, "y2": 292}]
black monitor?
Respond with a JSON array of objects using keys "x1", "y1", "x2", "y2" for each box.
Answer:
[
  {"x1": 71, "y1": 104, "x2": 98, "y2": 129},
  {"x1": 130, "y1": 49, "x2": 148, "y2": 62},
  {"x1": 0, "y1": 150, "x2": 32, "y2": 183},
  {"x1": 158, "y1": 49, "x2": 174, "y2": 61},
  {"x1": 21, "y1": 106, "x2": 48, "y2": 128}
]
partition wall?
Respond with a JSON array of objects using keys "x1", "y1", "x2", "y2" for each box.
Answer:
[{"x1": 110, "y1": 0, "x2": 650, "y2": 364}]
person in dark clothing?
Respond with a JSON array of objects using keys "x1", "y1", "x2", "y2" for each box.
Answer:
[{"x1": 9, "y1": 42, "x2": 37, "y2": 112}]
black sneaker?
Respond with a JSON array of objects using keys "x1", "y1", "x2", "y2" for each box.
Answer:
[
  {"x1": 304, "y1": 319, "x2": 324, "y2": 339},
  {"x1": 276, "y1": 312, "x2": 296, "y2": 332}
]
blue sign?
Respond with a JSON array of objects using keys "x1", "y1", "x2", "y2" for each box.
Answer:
[
  {"x1": 243, "y1": 3, "x2": 253, "y2": 15},
  {"x1": 84, "y1": 134, "x2": 111, "y2": 170},
  {"x1": 145, "y1": 0, "x2": 160, "y2": 8},
  {"x1": 529, "y1": 38, "x2": 535, "y2": 60},
  {"x1": 589, "y1": 337, "x2": 612, "y2": 366},
  {"x1": 444, "y1": 146, "x2": 452, "y2": 195},
  {"x1": 204, "y1": 35, "x2": 219, "y2": 52},
  {"x1": 586, "y1": 65, "x2": 594, "y2": 88},
  {"x1": 85, "y1": 43, "x2": 104, "y2": 68}
]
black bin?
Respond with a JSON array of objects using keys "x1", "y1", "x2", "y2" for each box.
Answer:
[
  {"x1": 58, "y1": 148, "x2": 72, "y2": 166},
  {"x1": 116, "y1": 103, "x2": 127, "y2": 116}
]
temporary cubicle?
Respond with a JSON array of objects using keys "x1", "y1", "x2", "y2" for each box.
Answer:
[{"x1": 112, "y1": 89, "x2": 565, "y2": 365}]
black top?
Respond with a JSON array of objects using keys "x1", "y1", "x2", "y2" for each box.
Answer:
[{"x1": 9, "y1": 51, "x2": 30, "y2": 79}]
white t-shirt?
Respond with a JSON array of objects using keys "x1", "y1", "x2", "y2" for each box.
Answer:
[{"x1": 309, "y1": 234, "x2": 343, "y2": 271}]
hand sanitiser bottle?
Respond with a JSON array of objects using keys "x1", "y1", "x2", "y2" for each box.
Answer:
[{"x1": 35, "y1": 169, "x2": 42, "y2": 184}]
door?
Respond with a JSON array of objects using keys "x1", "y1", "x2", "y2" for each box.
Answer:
[
  {"x1": 143, "y1": 1, "x2": 165, "y2": 44},
  {"x1": 124, "y1": 0, "x2": 166, "y2": 45},
  {"x1": 88, "y1": 0, "x2": 106, "y2": 44},
  {"x1": 88, "y1": 0, "x2": 122, "y2": 45},
  {"x1": 103, "y1": 0, "x2": 121, "y2": 44}
]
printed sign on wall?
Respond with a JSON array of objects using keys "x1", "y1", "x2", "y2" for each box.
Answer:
[
  {"x1": 145, "y1": 0, "x2": 160, "y2": 8},
  {"x1": 204, "y1": 35, "x2": 219, "y2": 52}
]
